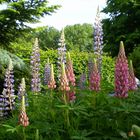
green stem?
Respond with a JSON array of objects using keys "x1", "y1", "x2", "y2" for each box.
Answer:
[
  {"x1": 63, "y1": 92, "x2": 70, "y2": 128},
  {"x1": 23, "y1": 127, "x2": 26, "y2": 140}
]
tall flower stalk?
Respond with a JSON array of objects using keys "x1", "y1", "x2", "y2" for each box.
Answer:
[
  {"x1": 129, "y1": 60, "x2": 137, "y2": 91},
  {"x1": 44, "y1": 58, "x2": 51, "y2": 85},
  {"x1": 66, "y1": 52, "x2": 76, "y2": 102},
  {"x1": 93, "y1": 6, "x2": 103, "y2": 74},
  {"x1": 30, "y1": 38, "x2": 41, "y2": 93},
  {"x1": 57, "y1": 28, "x2": 67, "y2": 81},
  {"x1": 89, "y1": 59, "x2": 101, "y2": 91},
  {"x1": 60, "y1": 63, "x2": 70, "y2": 92},
  {"x1": 88, "y1": 57, "x2": 93, "y2": 79},
  {"x1": 66, "y1": 52, "x2": 75, "y2": 86},
  {"x1": 48, "y1": 64, "x2": 56, "y2": 89},
  {"x1": 60, "y1": 62, "x2": 70, "y2": 127},
  {"x1": 19, "y1": 95, "x2": 29, "y2": 127},
  {"x1": 115, "y1": 41, "x2": 129, "y2": 98},
  {"x1": 18, "y1": 78, "x2": 28, "y2": 106},
  {"x1": 0, "y1": 59, "x2": 15, "y2": 117},
  {"x1": 78, "y1": 73, "x2": 87, "y2": 90}
]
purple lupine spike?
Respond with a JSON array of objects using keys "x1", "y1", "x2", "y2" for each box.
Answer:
[
  {"x1": 115, "y1": 41, "x2": 129, "y2": 98},
  {"x1": 30, "y1": 38, "x2": 41, "y2": 93},
  {"x1": 57, "y1": 28, "x2": 67, "y2": 81},
  {"x1": 78, "y1": 73, "x2": 87, "y2": 90},
  {"x1": 89, "y1": 59, "x2": 101, "y2": 91},
  {"x1": 44, "y1": 58, "x2": 51, "y2": 85},
  {"x1": 93, "y1": 6, "x2": 103, "y2": 74},
  {"x1": 128, "y1": 60, "x2": 137, "y2": 91},
  {"x1": 0, "y1": 59, "x2": 15, "y2": 116}
]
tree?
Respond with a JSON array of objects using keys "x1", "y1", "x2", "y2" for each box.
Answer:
[
  {"x1": 0, "y1": 0, "x2": 59, "y2": 47},
  {"x1": 64, "y1": 23, "x2": 93, "y2": 52},
  {"x1": 35, "y1": 26, "x2": 60, "y2": 50},
  {"x1": 102, "y1": 0, "x2": 140, "y2": 57},
  {"x1": 34, "y1": 23, "x2": 93, "y2": 52}
]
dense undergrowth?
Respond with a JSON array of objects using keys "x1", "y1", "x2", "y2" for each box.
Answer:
[{"x1": 0, "y1": 88, "x2": 140, "y2": 140}]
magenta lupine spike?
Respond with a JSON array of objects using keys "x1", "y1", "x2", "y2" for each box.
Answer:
[
  {"x1": 66, "y1": 52, "x2": 75, "y2": 86},
  {"x1": 60, "y1": 63, "x2": 70, "y2": 91},
  {"x1": 94, "y1": 6, "x2": 103, "y2": 74},
  {"x1": 44, "y1": 58, "x2": 51, "y2": 85},
  {"x1": 57, "y1": 28, "x2": 67, "y2": 81},
  {"x1": 19, "y1": 95, "x2": 29, "y2": 127},
  {"x1": 48, "y1": 64, "x2": 56, "y2": 89},
  {"x1": 0, "y1": 59, "x2": 15, "y2": 117},
  {"x1": 66, "y1": 91, "x2": 76, "y2": 102},
  {"x1": 30, "y1": 38, "x2": 41, "y2": 93},
  {"x1": 128, "y1": 60, "x2": 137, "y2": 91},
  {"x1": 115, "y1": 41, "x2": 129, "y2": 98},
  {"x1": 89, "y1": 59, "x2": 101, "y2": 91}
]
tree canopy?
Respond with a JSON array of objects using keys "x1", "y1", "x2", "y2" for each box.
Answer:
[
  {"x1": 65, "y1": 23, "x2": 93, "y2": 52},
  {"x1": 102, "y1": 0, "x2": 140, "y2": 57},
  {"x1": 0, "y1": 0, "x2": 59, "y2": 47},
  {"x1": 34, "y1": 23, "x2": 93, "y2": 52}
]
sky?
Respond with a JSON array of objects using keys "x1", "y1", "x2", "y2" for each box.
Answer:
[{"x1": 30, "y1": 0, "x2": 107, "y2": 30}]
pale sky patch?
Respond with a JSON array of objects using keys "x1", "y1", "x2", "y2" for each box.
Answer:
[{"x1": 27, "y1": 0, "x2": 107, "y2": 30}]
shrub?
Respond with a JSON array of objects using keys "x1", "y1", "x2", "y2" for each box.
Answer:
[{"x1": 129, "y1": 46, "x2": 140, "y2": 79}]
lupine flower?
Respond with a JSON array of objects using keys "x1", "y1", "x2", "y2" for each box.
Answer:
[
  {"x1": 94, "y1": 6, "x2": 103, "y2": 74},
  {"x1": 115, "y1": 41, "x2": 129, "y2": 98},
  {"x1": 48, "y1": 64, "x2": 56, "y2": 89},
  {"x1": 0, "y1": 59, "x2": 15, "y2": 117},
  {"x1": 17, "y1": 78, "x2": 28, "y2": 106},
  {"x1": 88, "y1": 57, "x2": 93, "y2": 79},
  {"x1": 89, "y1": 59, "x2": 101, "y2": 91},
  {"x1": 30, "y1": 38, "x2": 41, "y2": 93},
  {"x1": 19, "y1": 95, "x2": 29, "y2": 127},
  {"x1": 66, "y1": 52, "x2": 75, "y2": 86},
  {"x1": 57, "y1": 28, "x2": 67, "y2": 81},
  {"x1": 66, "y1": 91, "x2": 76, "y2": 102},
  {"x1": 60, "y1": 63, "x2": 70, "y2": 91},
  {"x1": 128, "y1": 60, "x2": 137, "y2": 91},
  {"x1": 78, "y1": 73, "x2": 87, "y2": 89},
  {"x1": 44, "y1": 58, "x2": 51, "y2": 85}
]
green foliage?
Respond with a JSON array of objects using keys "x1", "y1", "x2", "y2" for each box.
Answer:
[
  {"x1": 102, "y1": 0, "x2": 140, "y2": 57},
  {"x1": 9, "y1": 36, "x2": 115, "y2": 87},
  {"x1": 1, "y1": 90, "x2": 140, "y2": 139},
  {"x1": 65, "y1": 23, "x2": 93, "y2": 52},
  {"x1": 101, "y1": 55, "x2": 115, "y2": 90},
  {"x1": 0, "y1": 0, "x2": 60, "y2": 47},
  {"x1": 35, "y1": 26, "x2": 60, "y2": 50},
  {"x1": 129, "y1": 45, "x2": 140, "y2": 79},
  {"x1": 33, "y1": 23, "x2": 93, "y2": 52}
]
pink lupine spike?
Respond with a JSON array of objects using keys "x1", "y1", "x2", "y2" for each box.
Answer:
[
  {"x1": 48, "y1": 64, "x2": 56, "y2": 89},
  {"x1": 129, "y1": 60, "x2": 137, "y2": 91},
  {"x1": 115, "y1": 41, "x2": 129, "y2": 98},
  {"x1": 19, "y1": 95, "x2": 29, "y2": 127},
  {"x1": 89, "y1": 59, "x2": 101, "y2": 91},
  {"x1": 66, "y1": 52, "x2": 75, "y2": 86},
  {"x1": 60, "y1": 63, "x2": 70, "y2": 91}
]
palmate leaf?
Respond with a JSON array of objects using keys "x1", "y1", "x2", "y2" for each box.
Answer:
[
  {"x1": 0, "y1": 49, "x2": 26, "y2": 70},
  {"x1": 2, "y1": 124, "x2": 20, "y2": 133}
]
